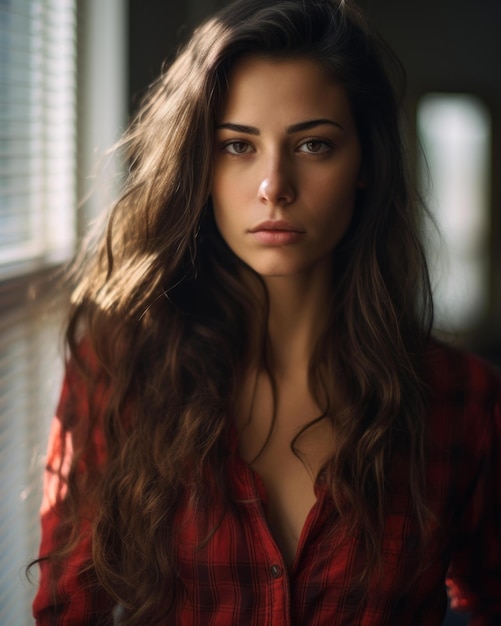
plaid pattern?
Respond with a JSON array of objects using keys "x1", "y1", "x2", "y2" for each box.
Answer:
[{"x1": 33, "y1": 341, "x2": 501, "y2": 625}]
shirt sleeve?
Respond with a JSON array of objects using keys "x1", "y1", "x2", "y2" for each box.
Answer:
[
  {"x1": 446, "y1": 381, "x2": 501, "y2": 625},
  {"x1": 32, "y1": 357, "x2": 116, "y2": 625}
]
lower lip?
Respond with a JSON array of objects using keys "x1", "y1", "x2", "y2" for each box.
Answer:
[{"x1": 250, "y1": 230, "x2": 304, "y2": 245}]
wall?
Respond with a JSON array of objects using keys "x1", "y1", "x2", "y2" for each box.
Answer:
[{"x1": 358, "y1": 0, "x2": 501, "y2": 347}]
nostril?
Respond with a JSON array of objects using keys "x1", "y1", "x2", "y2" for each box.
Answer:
[{"x1": 257, "y1": 176, "x2": 295, "y2": 205}]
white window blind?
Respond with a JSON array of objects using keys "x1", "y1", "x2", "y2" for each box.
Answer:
[
  {"x1": 0, "y1": 0, "x2": 76, "y2": 276},
  {"x1": 0, "y1": 291, "x2": 65, "y2": 625},
  {"x1": 0, "y1": 0, "x2": 76, "y2": 623}
]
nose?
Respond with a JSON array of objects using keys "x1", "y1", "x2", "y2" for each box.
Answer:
[{"x1": 257, "y1": 155, "x2": 295, "y2": 206}]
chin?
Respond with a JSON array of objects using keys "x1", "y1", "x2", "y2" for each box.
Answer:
[{"x1": 237, "y1": 249, "x2": 304, "y2": 275}]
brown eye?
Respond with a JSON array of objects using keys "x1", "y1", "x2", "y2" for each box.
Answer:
[
  {"x1": 224, "y1": 141, "x2": 252, "y2": 155},
  {"x1": 297, "y1": 139, "x2": 331, "y2": 154}
]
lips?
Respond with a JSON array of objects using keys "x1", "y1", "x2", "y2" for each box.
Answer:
[
  {"x1": 248, "y1": 220, "x2": 305, "y2": 245},
  {"x1": 249, "y1": 219, "x2": 304, "y2": 234}
]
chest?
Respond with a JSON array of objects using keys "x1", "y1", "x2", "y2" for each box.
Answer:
[
  {"x1": 238, "y1": 411, "x2": 335, "y2": 566},
  {"x1": 175, "y1": 464, "x2": 448, "y2": 626},
  {"x1": 234, "y1": 371, "x2": 337, "y2": 566}
]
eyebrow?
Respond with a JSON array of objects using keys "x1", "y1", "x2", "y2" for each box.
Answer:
[{"x1": 215, "y1": 118, "x2": 344, "y2": 135}]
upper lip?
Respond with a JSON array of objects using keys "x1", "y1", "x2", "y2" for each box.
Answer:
[{"x1": 249, "y1": 220, "x2": 305, "y2": 233}]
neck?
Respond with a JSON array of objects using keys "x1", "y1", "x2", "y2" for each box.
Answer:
[{"x1": 261, "y1": 265, "x2": 332, "y2": 379}]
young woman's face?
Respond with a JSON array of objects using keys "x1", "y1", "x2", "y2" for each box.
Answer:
[{"x1": 211, "y1": 56, "x2": 363, "y2": 279}]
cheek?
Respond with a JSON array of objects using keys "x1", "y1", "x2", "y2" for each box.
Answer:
[
  {"x1": 211, "y1": 174, "x2": 253, "y2": 242},
  {"x1": 315, "y1": 180, "x2": 358, "y2": 242},
  {"x1": 212, "y1": 174, "x2": 240, "y2": 219},
  {"x1": 210, "y1": 194, "x2": 237, "y2": 246},
  {"x1": 211, "y1": 199, "x2": 226, "y2": 238},
  {"x1": 314, "y1": 175, "x2": 358, "y2": 217},
  {"x1": 322, "y1": 206, "x2": 354, "y2": 245}
]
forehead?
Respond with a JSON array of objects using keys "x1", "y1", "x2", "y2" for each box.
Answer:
[{"x1": 218, "y1": 55, "x2": 353, "y2": 126}]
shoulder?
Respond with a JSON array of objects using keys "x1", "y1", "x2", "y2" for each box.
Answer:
[
  {"x1": 425, "y1": 338, "x2": 500, "y2": 405},
  {"x1": 423, "y1": 337, "x2": 500, "y2": 455}
]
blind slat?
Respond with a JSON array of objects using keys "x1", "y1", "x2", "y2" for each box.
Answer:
[{"x1": 0, "y1": 1, "x2": 76, "y2": 622}]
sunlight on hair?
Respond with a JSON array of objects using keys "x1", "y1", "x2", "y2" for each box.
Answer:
[{"x1": 418, "y1": 94, "x2": 491, "y2": 332}]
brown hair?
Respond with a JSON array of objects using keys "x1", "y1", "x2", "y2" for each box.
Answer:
[{"x1": 35, "y1": 0, "x2": 433, "y2": 622}]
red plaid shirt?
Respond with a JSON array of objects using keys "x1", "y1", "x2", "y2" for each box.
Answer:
[{"x1": 33, "y1": 341, "x2": 501, "y2": 625}]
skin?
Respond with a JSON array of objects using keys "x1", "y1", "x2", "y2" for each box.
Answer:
[
  {"x1": 211, "y1": 56, "x2": 364, "y2": 565},
  {"x1": 212, "y1": 55, "x2": 363, "y2": 372},
  {"x1": 212, "y1": 55, "x2": 363, "y2": 284}
]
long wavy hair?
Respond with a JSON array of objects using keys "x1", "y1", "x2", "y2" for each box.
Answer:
[{"x1": 37, "y1": 0, "x2": 434, "y2": 622}]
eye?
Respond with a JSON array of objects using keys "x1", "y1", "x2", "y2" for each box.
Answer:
[
  {"x1": 222, "y1": 141, "x2": 254, "y2": 155},
  {"x1": 297, "y1": 139, "x2": 332, "y2": 155}
]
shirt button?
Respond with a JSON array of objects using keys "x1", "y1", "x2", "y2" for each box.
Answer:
[{"x1": 270, "y1": 564, "x2": 283, "y2": 578}]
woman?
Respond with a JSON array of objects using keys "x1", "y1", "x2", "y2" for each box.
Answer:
[{"x1": 32, "y1": 0, "x2": 500, "y2": 624}]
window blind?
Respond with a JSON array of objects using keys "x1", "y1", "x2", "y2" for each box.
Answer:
[
  {"x1": 0, "y1": 290, "x2": 65, "y2": 625},
  {"x1": 0, "y1": 0, "x2": 76, "y2": 276},
  {"x1": 0, "y1": 0, "x2": 76, "y2": 622}
]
